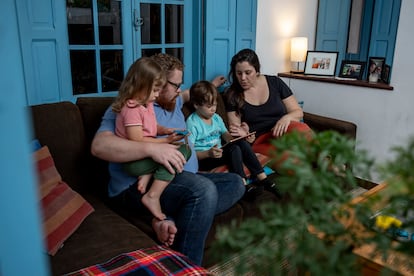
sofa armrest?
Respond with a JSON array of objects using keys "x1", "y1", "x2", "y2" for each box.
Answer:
[{"x1": 303, "y1": 112, "x2": 357, "y2": 140}]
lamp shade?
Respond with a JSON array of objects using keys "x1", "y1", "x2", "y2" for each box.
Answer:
[{"x1": 290, "y1": 37, "x2": 308, "y2": 62}]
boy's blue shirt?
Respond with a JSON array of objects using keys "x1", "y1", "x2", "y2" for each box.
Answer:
[{"x1": 186, "y1": 112, "x2": 227, "y2": 151}]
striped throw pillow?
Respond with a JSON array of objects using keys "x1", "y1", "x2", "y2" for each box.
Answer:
[{"x1": 34, "y1": 146, "x2": 94, "y2": 255}]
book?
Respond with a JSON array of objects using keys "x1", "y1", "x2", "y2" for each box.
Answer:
[{"x1": 221, "y1": 131, "x2": 256, "y2": 148}]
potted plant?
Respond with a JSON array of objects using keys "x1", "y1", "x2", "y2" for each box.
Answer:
[{"x1": 211, "y1": 131, "x2": 414, "y2": 275}]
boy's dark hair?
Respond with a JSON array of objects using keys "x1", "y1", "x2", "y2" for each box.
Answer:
[{"x1": 189, "y1": 80, "x2": 218, "y2": 107}]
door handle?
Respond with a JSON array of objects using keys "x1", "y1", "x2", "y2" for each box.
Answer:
[{"x1": 133, "y1": 9, "x2": 143, "y2": 31}]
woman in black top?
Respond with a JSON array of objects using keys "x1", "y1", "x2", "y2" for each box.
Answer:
[{"x1": 224, "y1": 48, "x2": 312, "y2": 159}]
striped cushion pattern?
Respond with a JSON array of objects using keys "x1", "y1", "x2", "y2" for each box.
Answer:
[{"x1": 34, "y1": 146, "x2": 94, "y2": 255}]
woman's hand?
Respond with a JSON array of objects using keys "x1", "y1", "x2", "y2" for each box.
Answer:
[
  {"x1": 272, "y1": 116, "x2": 291, "y2": 137},
  {"x1": 229, "y1": 123, "x2": 248, "y2": 137},
  {"x1": 241, "y1": 122, "x2": 255, "y2": 143},
  {"x1": 208, "y1": 145, "x2": 223, "y2": 158}
]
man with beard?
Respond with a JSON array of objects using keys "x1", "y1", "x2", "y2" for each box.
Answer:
[{"x1": 91, "y1": 53, "x2": 245, "y2": 266}]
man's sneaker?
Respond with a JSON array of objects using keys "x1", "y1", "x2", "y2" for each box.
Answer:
[{"x1": 260, "y1": 178, "x2": 284, "y2": 199}]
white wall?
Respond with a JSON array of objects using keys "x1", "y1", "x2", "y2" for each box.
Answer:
[
  {"x1": 256, "y1": 0, "x2": 318, "y2": 74},
  {"x1": 256, "y1": 0, "x2": 414, "y2": 183}
]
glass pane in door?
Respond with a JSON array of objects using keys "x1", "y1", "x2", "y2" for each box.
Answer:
[
  {"x1": 141, "y1": 3, "x2": 161, "y2": 44},
  {"x1": 70, "y1": 50, "x2": 97, "y2": 95},
  {"x1": 166, "y1": 48, "x2": 183, "y2": 62},
  {"x1": 165, "y1": 4, "x2": 183, "y2": 43},
  {"x1": 100, "y1": 50, "x2": 124, "y2": 92},
  {"x1": 67, "y1": 0, "x2": 94, "y2": 44},
  {"x1": 142, "y1": 48, "x2": 162, "y2": 57},
  {"x1": 98, "y1": 0, "x2": 123, "y2": 45}
]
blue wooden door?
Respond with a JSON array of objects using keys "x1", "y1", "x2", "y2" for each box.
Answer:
[
  {"x1": 204, "y1": 0, "x2": 257, "y2": 83},
  {"x1": 316, "y1": 0, "x2": 401, "y2": 77},
  {"x1": 368, "y1": 0, "x2": 401, "y2": 67},
  {"x1": 315, "y1": 0, "x2": 351, "y2": 75},
  {"x1": 1, "y1": 1, "x2": 51, "y2": 274},
  {"x1": 15, "y1": 0, "x2": 72, "y2": 105}
]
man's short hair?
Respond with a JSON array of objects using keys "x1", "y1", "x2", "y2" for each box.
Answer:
[{"x1": 150, "y1": 53, "x2": 184, "y2": 74}]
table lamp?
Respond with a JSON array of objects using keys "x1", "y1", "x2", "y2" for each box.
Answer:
[{"x1": 290, "y1": 37, "x2": 308, "y2": 73}]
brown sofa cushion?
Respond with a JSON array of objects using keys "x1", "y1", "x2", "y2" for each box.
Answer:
[
  {"x1": 49, "y1": 198, "x2": 157, "y2": 275},
  {"x1": 30, "y1": 102, "x2": 88, "y2": 192}
]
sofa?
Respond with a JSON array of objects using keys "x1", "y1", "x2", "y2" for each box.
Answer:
[{"x1": 29, "y1": 94, "x2": 357, "y2": 275}]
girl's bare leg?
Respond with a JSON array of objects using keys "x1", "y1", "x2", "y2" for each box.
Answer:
[
  {"x1": 137, "y1": 174, "x2": 152, "y2": 194},
  {"x1": 142, "y1": 179, "x2": 169, "y2": 220}
]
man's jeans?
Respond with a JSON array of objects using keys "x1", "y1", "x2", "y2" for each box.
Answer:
[{"x1": 111, "y1": 171, "x2": 244, "y2": 265}]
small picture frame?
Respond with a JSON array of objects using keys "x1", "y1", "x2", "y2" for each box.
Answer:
[
  {"x1": 304, "y1": 51, "x2": 338, "y2": 76},
  {"x1": 338, "y1": 60, "x2": 366, "y2": 80},
  {"x1": 367, "y1": 57, "x2": 386, "y2": 80},
  {"x1": 381, "y1": 64, "x2": 391, "y2": 84}
]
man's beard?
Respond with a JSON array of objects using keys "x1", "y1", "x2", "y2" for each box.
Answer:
[{"x1": 156, "y1": 95, "x2": 177, "y2": 112}]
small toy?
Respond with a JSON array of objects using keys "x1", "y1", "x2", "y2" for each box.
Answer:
[{"x1": 375, "y1": 215, "x2": 402, "y2": 230}]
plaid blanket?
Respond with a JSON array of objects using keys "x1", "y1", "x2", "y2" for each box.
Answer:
[{"x1": 65, "y1": 246, "x2": 213, "y2": 276}]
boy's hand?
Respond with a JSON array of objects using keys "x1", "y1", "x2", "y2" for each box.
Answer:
[{"x1": 209, "y1": 145, "x2": 223, "y2": 158}]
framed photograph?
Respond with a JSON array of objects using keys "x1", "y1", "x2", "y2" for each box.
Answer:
[
  {"x1": 381, "y1": 64, "x2": 391, "y2": 84},
  {"x1": 338, "y1": 60, "x2": 366, "y2": 80},
  {"x1": 304, "y1": 51, "x2": 338, "y2": 76},
  {"x1": 367, "y1": 57, "x2": 386, "y2": 80}
]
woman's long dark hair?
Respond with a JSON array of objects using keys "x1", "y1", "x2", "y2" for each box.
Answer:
[{"x1": 225, "y1": 49, "x2": 261, "y2": 115}]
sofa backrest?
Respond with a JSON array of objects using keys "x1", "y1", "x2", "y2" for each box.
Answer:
[
  {"x1": 303, "y1": 112, "x2": 357, "y2": 140},
  {"x1": 76, "y1": 97, "x2": 115, "y2": 199},
  {"x1": 30, "y1": 102, "x2": 88, "y2": 193}
]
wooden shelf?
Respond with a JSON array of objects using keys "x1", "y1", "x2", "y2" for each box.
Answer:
[{"x1": 278, "y1": 72, "x2": 393, "y2": 91}]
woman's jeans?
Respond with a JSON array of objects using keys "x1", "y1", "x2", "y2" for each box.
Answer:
[{"x1": 111, "y1": 170, "x2": 244, "y2": 266}]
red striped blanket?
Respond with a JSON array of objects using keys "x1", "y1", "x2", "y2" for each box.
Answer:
[{"x1": 65, "y1": 245, "x2": 212, "y2": 276}]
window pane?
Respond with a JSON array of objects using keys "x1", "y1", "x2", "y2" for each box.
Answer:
[
  {"x1": 165, "y1": 4, "x2": 183, "y2": 43},
  {"x1": 67, "y1": 0, "x2": 94, "y2": 44},
  {"x1": 142, "y1": 49, "x2": 162, "y2": 57},
  {"x1": 100, "y1": 50, "x2": 124, "y2": 92},
  {"x1": 98, "y1": 0, "x2": 122, "y2": 45},
  {"x1": 141, "y1": 3, "x2": 161, "y2": 44},
  {"x1": 166, "y1": 48, "x2": 183, "y2": 62},
  {"x1": 70, "y1": 50, "x2": 97, "y2": 95}
]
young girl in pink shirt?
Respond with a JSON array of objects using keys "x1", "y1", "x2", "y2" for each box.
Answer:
[{"x1": 112, "y1": 57, "x2": 191, "y2": 220}]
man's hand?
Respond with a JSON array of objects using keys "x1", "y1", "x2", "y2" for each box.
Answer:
[
  {"x1": 150, "y1": 143, "x2": 186, "y2": 174},
  {"x1": 211, "y1": 75, "x2": 226, "y2": 88}
]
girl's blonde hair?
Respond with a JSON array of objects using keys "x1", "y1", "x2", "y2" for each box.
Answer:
[{"x1": 112, "y1": 57, "x2": 166, "y2": 113}]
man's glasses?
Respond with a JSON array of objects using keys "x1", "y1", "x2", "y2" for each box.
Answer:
[{"x1": 167, "y1": 80, "x2": 182, "y2": 91}]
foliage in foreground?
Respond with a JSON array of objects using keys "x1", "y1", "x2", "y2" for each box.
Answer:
[{"x1": 211, "y1": 131, "x2": 414, "y2": 275}]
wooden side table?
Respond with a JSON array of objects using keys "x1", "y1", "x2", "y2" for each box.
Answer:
[{"x1": 349, "y1": 183, "x2": 414, "y2": 276}]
